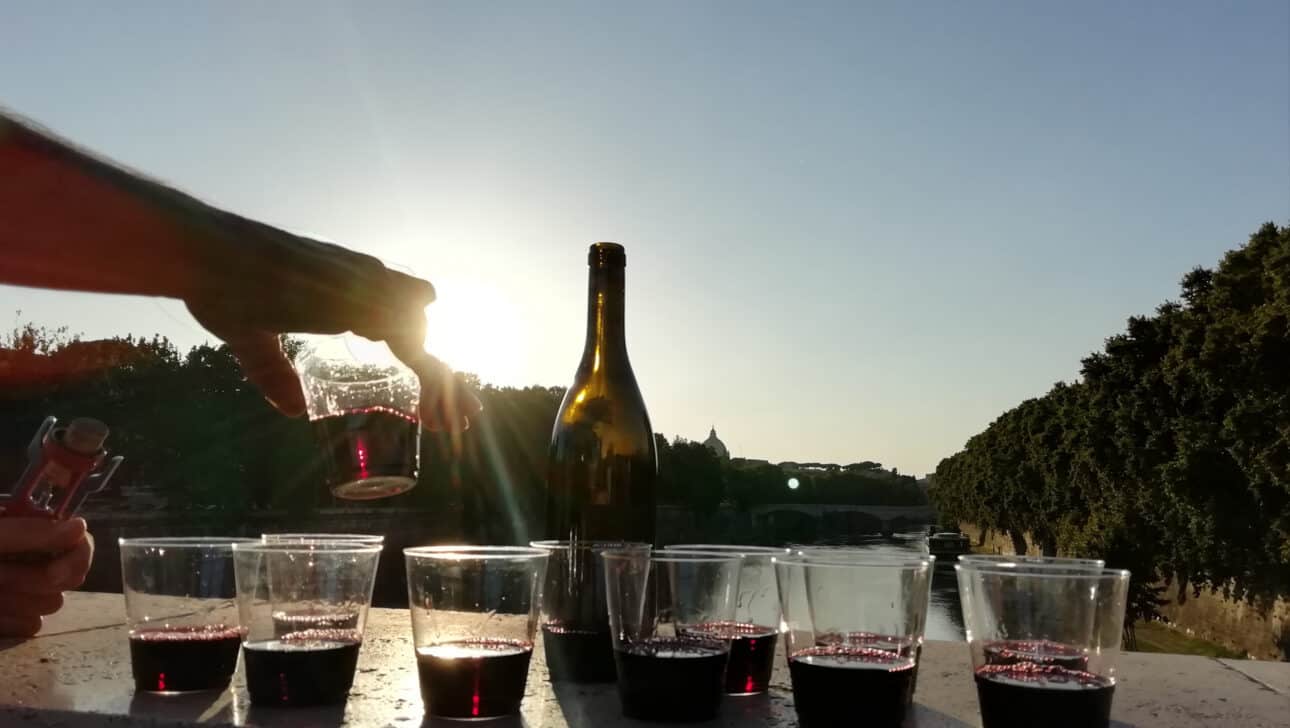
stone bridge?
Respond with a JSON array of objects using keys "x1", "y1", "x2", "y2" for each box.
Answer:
[{"x1": 748, "y1": 503, "x2": 937, "y2": 535}]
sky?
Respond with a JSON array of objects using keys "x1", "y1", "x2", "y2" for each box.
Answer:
[{"x1": 2, "y1": 1, "x2": 1287, "y2": 476}]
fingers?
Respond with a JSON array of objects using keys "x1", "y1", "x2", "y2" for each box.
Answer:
[
  {"x1": 0, "y1": 517, "x2": 86, "y2": 555},
  {"x1": 0, "y1": 614, "x2": 42, "y2": 639},
  {"x1": 186, "y1": 253, "x2": 436, "y2": 417},
  {"x1": 50, "y1": 533, "x2": 93, "y2": 591},
  {"x1": 0, "y1": 540, "x2": 91, "y2": 594},
  {"x1": 0, "y1": 520, "x2": 93, "y2": 597},
  {"x1": 221, "y1": 332, "x2": 307, "y2": 416},
  {"x1": 0, "y1": 591, "x2": 63, "y2": 618},
  {"x1": 387, "y1": 345, "x2": 483, "y2": 432}
]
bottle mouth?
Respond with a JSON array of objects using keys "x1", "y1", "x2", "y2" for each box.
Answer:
[{"x1": 588, "y1": 242, "x2": 626, "y2": 268}]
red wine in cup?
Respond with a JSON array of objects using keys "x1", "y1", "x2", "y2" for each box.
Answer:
[
  {"x1": 416, "y1": 640, "x2": 533, "y2": 719},
  {"x1": 686, "y1": 621, "x2": 778, "y2": 695},
  {"x1": 542, "y1": 623, "x2": 617, "y2": 683},
  {"x1": 613, "y1": 637, "x2": 728, "y2": 722},
  {"x1": 815, "y1": 631, "x2": 921, "y2": 705},
  {"x1": 312, "y1": 406, "x2": 418, "y2": 499},
  {"x1": 788, "y1": 646, "x2": 916, "y2": 728},
  {"x1": 129, "y1": 625, "x2": 242, "y2": 692},
  {"x1": 242, "y1": 629, "x2": 363, "y2": 706},
  {"x1": 975, "y1": 663, "x2": 1115, "y2": 728}
]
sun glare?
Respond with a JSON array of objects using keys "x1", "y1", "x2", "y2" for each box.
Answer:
[{"x1": 422, "y1": 279, "x2": 527, "y2": 386}]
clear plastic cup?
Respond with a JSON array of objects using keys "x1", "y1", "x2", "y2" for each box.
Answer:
[
  {"x1": 956, "y1": 564, "x2": 1130, "y2": 728},
  {"x1": 602, "y1": 549, "x2": 742, "y2": 722},
  {"x1": 295, "y1": 335, "x2": 421, "y2": 500},
  {"x1": 774, "y1": 553, "x2": 932, "y2": 728},
  {"x1": 119, "y1": 537, "x2": 254, "y2": 694},
  {"x1": 231, "y1": 540, "x2": 382, "y2": 706},
  {"x1": 530, "y1": 539, "x2": 651, "y2": 683},
  {"x1": 404, "y1": 546, "x2": 548, "y2": 720},
  {"x1": 663, "y1": 544, "x2": 789, "y2": 695}
]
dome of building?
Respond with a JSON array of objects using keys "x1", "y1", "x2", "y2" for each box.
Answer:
[{"x1": 702, "y1": 426, "x2": 729, "y2": 460}]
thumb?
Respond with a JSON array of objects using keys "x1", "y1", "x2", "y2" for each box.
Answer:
[{"x1": 0, "y1": 518, "x2": 86, "y2": 555}]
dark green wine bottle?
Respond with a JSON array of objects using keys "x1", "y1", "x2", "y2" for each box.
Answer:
[{"x1": 544, "y1": 242, "x2": 657, "y2": 544}]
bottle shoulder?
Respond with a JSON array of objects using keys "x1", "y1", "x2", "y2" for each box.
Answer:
[{"x1": 551, "y1": 370, "x2": 655, "y2": 456}]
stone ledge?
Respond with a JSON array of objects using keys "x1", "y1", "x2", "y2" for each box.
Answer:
[{"x1": 0, "y1": 593, "x2": 1285, "y2": 727}]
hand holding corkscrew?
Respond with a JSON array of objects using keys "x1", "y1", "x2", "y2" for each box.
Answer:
[{"x1": 0, "y1": 417, "x2": 118, "y2": 637}]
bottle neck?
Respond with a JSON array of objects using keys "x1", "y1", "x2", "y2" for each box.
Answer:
[{"x1": 581, "y1": 264, "x2": 628, "y2": 368}]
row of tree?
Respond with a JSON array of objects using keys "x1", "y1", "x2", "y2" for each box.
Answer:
[
  {"x1": 1, "y1": 323, "x2": 924, "y2": 545},
  {"x1": 656, "y1": 438, "x2": 927, "y2": 518},
  {"x1": 930, "y1": 222, "x2": 1290, "y2": 619}
]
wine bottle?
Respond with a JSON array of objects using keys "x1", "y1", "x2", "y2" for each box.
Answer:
[{"x1": 544, "y1": 242, "x2": 657, "y2": 544}]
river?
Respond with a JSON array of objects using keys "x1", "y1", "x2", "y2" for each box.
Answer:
[{"x1": 807, "y1": 535, "x2": 966, "y2": 641}]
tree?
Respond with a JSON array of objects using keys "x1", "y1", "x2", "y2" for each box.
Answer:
[{"x1": 931, "y1": 222, "x2": 1290, "y2": 621}]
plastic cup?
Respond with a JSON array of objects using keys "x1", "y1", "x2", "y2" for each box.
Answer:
[
  {"x1": 296, "y1": 335, "x2": 421, "y2": 500},
  {"x1": 404, "y1": 546, "x2": 548, "y2": 720},
  {"x1": 956, "y1": 564, "x2": 1130, "y2": 728},
  {"x1": 663, "y1": 544, "x2": 789, "y2": 695},
  {"x1": 530, "y1": 539, "x2": 650, "y2": 683},
  {"x1": 774, "y1": 553, "x2": 932, "y2": 728},
  {"x1": 602, "y1": 549, "x2": 742, "y2": 722},
  {"x1": 119, "y1": 537, "x2": 254, "y2": 693},
  {"x1": 231, "y1": 541, "x2": 382, "y2": 706}
]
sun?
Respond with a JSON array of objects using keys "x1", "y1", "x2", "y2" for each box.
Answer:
[{"x1": 422, "y1": 278, "x2": 527, "y2": 386}]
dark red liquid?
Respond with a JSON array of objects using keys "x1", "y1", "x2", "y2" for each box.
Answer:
[
  {"x1": 815, "y1": 631, "x2": 920, "y2": 705},
  {"x1": 983, "y1": 640, "x2": 1090, "y2": 671},
  {"x1": 613, "y1": 638, "x2": 728, "y2": 722},
  {"x1": 312, "y1": 407, "x2": 419, "y2": 499},
  {"x1": 416, "y1": 640, "x2": 533, "y2": 719},
  {"x1": 687, "y1": 621, "x2": 777, "y2": 695},
  {"x1": 242, "y1": 630, "x2": 362, "y2": 706},
  {"x1": 542, "y1": 623, "x2": 617, "y2": 683},
  {"x1": 129, "y1": 625, "x2": 243, "y2": 693},
  {"x1": 788, "y1": 646, "x2": 916, "y2": 728},
  {"x1": 272, "y1": 610, "x2": 359, "y2": 637},
  {"x1": 975, "y1": 664, "x2": 1115, "y2": 728}
]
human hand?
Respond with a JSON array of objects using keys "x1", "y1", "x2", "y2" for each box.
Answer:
[
  {"x1": 0, "y1": 518, "x2": 94, "y2": 638},
  {"x1": 184, "y1": 217, "x2": 481, "y2": 431}
]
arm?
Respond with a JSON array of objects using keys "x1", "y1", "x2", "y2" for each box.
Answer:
[
  {"x1": 0, "y1": 111, "x2": 479, "y2": 427},
  {"x1": 0, "y1": 111, "x2": 213, "y2": 298}
]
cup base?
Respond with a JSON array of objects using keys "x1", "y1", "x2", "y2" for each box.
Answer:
[{"x1": 331, "y1": 475, "x2": 415, "y2": 500}]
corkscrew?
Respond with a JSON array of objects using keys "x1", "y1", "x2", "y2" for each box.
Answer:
[{"x1": 2, "y1": 416, "x2": 122, "y2": 521}]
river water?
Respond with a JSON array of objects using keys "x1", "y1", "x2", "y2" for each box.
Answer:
[{"x1": 808, "y1": 535, "x2": 966, "y2": 641}]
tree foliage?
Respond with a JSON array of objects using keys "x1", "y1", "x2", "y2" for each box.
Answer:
[
  {"x1": 1, "y1": 332, "x2": 925, "y2": 542},
  {"x1": 931, "y1": 223, "x2": 1290, "y2": 619}
]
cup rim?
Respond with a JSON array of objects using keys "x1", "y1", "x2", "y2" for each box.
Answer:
[
  {"x1": 600, "y1": 549, "x2": 744, "y2": 564},
  {"x1": 262, "y1": 533, "x2": 386, "y2": 544},
  {"x1": 405, "y1": 545, "x2": 548, "y2": 561},
  {"x1": 529, "y1": 540, "x2": 652, "y2": 551},
  {"x1": 233, "y1": 541, "x2": 383, "y2": 555},
  {"x1": 954, "y1": 564, "x2": 1131, "y2": 580},
  {"x1": 957, "y1": 554, "x2": 1105, "y2": 567},
  {"x1": 774, "y1": 552, "x2": 933, "y2": 569},
  {"x1": 790, "y1": 547, "x2": 935, "y2": 560},
  {"x1": 663, "y1": 544, "x2": 788, "y2": 556},
  {"x1": 119, "y1": 537, "x2": 258, "y2": 549}
]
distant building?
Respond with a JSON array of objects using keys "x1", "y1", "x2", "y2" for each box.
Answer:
[{"x1": 702, "y1": 426, "x2": 730, "y2": 460}]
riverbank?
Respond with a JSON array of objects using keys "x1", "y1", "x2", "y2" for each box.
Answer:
[
  {"x1": 957, "y1": 523, "x2": 1281, "y2": 659},
  {"x1": 1134, "y1": 620, "x2": 1246, "y2": 659}
]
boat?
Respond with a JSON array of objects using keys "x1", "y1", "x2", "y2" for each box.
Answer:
[{"x1": 926, "y1": 530, "x2": 971, "y2": 560}]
